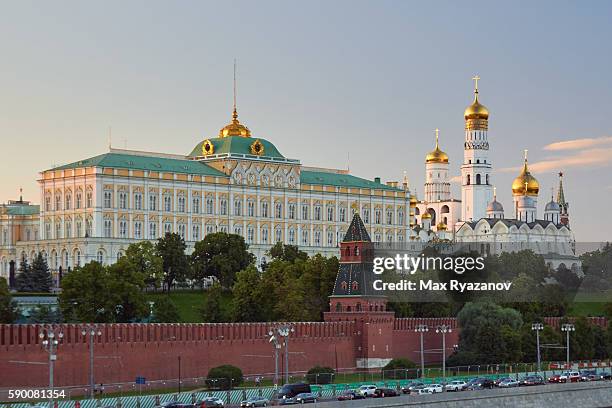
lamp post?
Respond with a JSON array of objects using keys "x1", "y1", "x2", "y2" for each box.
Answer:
[
  {"x1": 268, "y1": 330, "x2": 281, "y2": 387},
  {"x1": 531, "y1": 323, "x2": 544, "y2": 373},
  {"x1": 561, "y1": 323, "x2": 575, "y2": 369},
  {"x1": 39, "y1": 326, "x2": 63, "y2": 408},
  {"x1": 272, "y1": 325, "x2": 294, "y2": 384},
  {"x1": 414, "y1": 324, "x2": 428, "y2": 378},
  {"x1": 436, "y1": 325, "x2": 452, "y2": 379},
  {"x1": 81, "y1": 324, "x2": 102, "y2": 398}
]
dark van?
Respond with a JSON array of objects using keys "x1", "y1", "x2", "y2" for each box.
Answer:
[{"x1": 277, "y1": 383, "x2": 312, "y2": 400}]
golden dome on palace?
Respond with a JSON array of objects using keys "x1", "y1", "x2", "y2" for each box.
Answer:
[
  {"x1": 421, "y1": 211, "x2": 432, "y2": 219},
  {"x1": 409, "y1": 195, "x2": 418, "y2": 207},
  {"x1": 425, "y1": 130, "x2": 449, "y2": 164},
  {"x1": 436, "y1": 221, "x2": 447, "y2": 231},
  {"x1": 464, "y1": 93, "x2": 489, "y2": 121},
  {"x1": 218, "y1": 108, "x2": 251, "y2": 138},
  {"x1": 512, "y1": 159, "x2": 540, "y2": 196}
]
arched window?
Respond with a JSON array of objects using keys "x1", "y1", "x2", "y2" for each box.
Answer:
[
  {"x1": 354, "y1": 246, "x2": 359, "y2": 256},
  {"x1": 340, "y1": 281, "x2": 348, "y2": 290},
  {"x1": 352, "y1": 281, "x2": 359, "y2": 291},
  {"x1": 345, "y1": 247, "x2": 351, "y2": 256},
  {"x1": 356, "y1": 303, "x2": 362, "y2": 312},
  {"x1": 486, "y1": 174, "x2": 489, "y2": 185},
  {"x1": 467, "y1": 175, "x2": 471, "y2": 185},
  {"x1": 476, "y1": 174, "x2": 481, "y2": 185},
  {"x1": 335, "y1": 303, "x2": 342, "y2": 312}
]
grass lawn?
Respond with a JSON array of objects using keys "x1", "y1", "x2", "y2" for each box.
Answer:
[{"x1": 146, "y1": 290, "x2": 234, "y2": 323}]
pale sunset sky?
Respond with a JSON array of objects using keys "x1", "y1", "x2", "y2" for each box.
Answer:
[{"x1": 0, "y1": 1, "x2": 611, "y2": 241}]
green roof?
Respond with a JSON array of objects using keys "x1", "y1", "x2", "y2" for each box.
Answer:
[
  {"x1": 5, "y1": 204, "x2": 40, "y2": 216},
  {"x1": 300, "y1": 170, "x2": 402, "y2": 191},
  {"x1": 51, "y1": 153, "x2": 226, "y2": 177},
  {"x1": 188, "y1": 136, "x2": 285, "y2": 159}
]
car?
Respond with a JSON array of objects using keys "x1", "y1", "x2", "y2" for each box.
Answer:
[
  {"x1": 357, "y1": 385, "x2": 377, "y2": 397},
  {"x1": 294, "y1": 393, "x2": 317, "y2": 404},
  {"x1": 580, "y1": 370, "x2": 602, "y2": 381},
  {"x1": 276, "y1": 383, "x2": 312, "y2": 400},
  {"x1": 160, "y1": 403, "x2": 193, "y2": 408},
  {"x1": 548, "y1": 374, "x2": 563, "y2": 383},
  {"x1": 337, "y1": 390, "x2": 365, "y2": 401},
  {"x1": 559, "y1": 371, "x2": 581, "y2": 383},
  {"x1": 373, "y1": 388, "x2": 399, "y2": 398},
  {"x1": 493, "y1": 377, "x2": 512, "y2": 387},
  {"x1": 600, "y1": 371, "x2": 611, "y2": 380},
  {"x1": 197, "y1": 397, "x2": 225, "y2": 408},
  {"x1": 240, "y1": 397, "x2": 269, "y2": 407},
  {"x1": 498, "y1": 379, "x2": 520, "y2": 388},
  {"x1": 423, "y1": 384, "x2": 444, "y2": 393},
  {"x1": 416, "y1": 388, "x2": 432, "y2": 395},
  {"x1": 401, "y1": 381, "x2": 425, "y2": 394},
  {"x1": 520, "y1": 375, "x2": 545, "y2": 386},
  {"x1": 467, "y1": 378, "x2": 495, "y2": 390},
  {"x1": 445, "y1": 380, "x2": 468, "y2": 392}
]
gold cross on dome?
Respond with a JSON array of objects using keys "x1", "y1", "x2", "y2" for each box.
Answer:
[
  {"x1": 472, "y1": 75, "x2": 480, "y2": 92},
  {"x1": 435, "y1": 128, "x2": 440, "y2": 145},
  {"x1": 524, "y1": 149, "x2": 528, "y2": 162}
]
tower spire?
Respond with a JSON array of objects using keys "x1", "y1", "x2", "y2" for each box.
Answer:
[
  {"x1": 435, "y1": 128, "x2": 440, "y2": 148},
  {"x1": 472, "y1": 75, "x2": 480, "y2": 100},
  {"x1": 232, "y1": 59, "x2": 238, "y2": 122}
]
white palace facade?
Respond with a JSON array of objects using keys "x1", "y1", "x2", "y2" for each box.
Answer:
[{"x1": 0, "y1": 77, "x2": 579, "y2": 282}]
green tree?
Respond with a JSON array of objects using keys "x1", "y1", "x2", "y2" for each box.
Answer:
[
  {"x1": 206, "y1": 365, "x2": 243, "y2": 390},
  {"x1": 231, "y1": 265, "x2": 263, "y2": 322},
  {"x1": 123, "y1": 241, "x2": 164, "y2": 290},
  {"x1": 572, "y1": 317, "x2": 595, "y2": 360},
  {"x1": 156, "y1": 233, "x2": 189, "y2": 292},
  {"x1": 592, "y1": 325, "x2": 608, "y2": 360},
  {"x1": 191, "y1": 232, "x2": 254, "y2": 288},
  {"x1": 0, "y1": 277, "x2": 18, "y2": 323},
  {"x1": 201, "y1": 283, "x2": 224, "y2": 322},
  {"x1": 607, "y1": 323, "x2": 612, "y2": 358},
  {"x1": 30, "y1": 253, "x2": 53, "y2": 293},
  {"x1": 300, "y1": 255, "x2": 338, "y2": 320},
  {"x1": 59, "y1": 261, "x2": 147, "y2": 323},
  {"x1": 306, "y1": 366, "x2": 335, "y2": 384},
  {"x1": 452, "y1": 301, "x2": 523, "y2": 364},
  {"x1": 15, "y1": 258, "x2": 33, "y2": 292},
  {"x1": 151, "y1": 296, "x2": 180, "y2": 323},
  {"x1": 267, "y1": 242, "x2": 308, "y2": 263}
]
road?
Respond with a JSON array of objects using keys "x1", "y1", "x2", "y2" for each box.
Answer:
[{"x1": 307, "y1": 381, "x2": 612, "y2": 407}]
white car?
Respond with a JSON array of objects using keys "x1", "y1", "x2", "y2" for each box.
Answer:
[
  {"x1": 358, "y1": 385, "x2": 378, "y2": 397},
  {"x1": 445, "y1": 380, "x2": 468, "y2": 391},
  {"x1": 423, "y1": 384, "x2": 444, "y2": 393},
  {"x1": 417, "y1": 388, "x2": 431, "y2": 395},
  {"x1": 559, "y1": 371, "x2": 581, "y2": 383}
]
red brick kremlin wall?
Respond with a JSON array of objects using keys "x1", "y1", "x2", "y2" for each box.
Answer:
[
  {"x1": 0, "y1": 318, "x2": 451, "y2": 388},
  {"x1": 1, "y1": 317, "x2": 606, "y2": 388}
]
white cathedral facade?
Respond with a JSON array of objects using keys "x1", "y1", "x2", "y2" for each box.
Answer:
[{"x1": 410, "y1": 78, "x2": 578, "y2": 270}]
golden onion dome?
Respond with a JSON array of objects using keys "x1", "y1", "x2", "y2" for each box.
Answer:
[
  {"x1": 425, "y1": 129, "x2": 449, "y2": 164},
  {"x1": 464, "y1": 94, "x2": 489, "y2": 121},
  {"x1": 409, "y1": 195, "x2": 418, "y2": 207},
  {"x1": 436, "y1": 221, "x2": 447, "y2": 231},
  {"x1": 421, "y1": 211, "x2": 432, "y2": 219},
  {"x1": 218, "y1": 108, "x2": 251, "y2": 138},
  {"x1": 512, "y1": 156, "x2": 539, "y2": 196}
]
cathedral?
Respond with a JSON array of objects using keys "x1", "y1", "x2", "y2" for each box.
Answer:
[
  {"x1": 410, "y1": 78, "x2": 578, "y2": 270},
  {"x1": 0, "y1": 77, "x2": 579, "y2": 284}
]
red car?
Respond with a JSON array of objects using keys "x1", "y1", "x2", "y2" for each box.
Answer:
[{"x1": 548, "y1": 374, "x2": 563, "y2": 383}]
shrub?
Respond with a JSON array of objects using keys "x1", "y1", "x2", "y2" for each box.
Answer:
[
  {"x1": 382, "y1": 358, "x2": 417, "y2": 379},
  {"x1": 206, "y1": 365, "x2": 243, "y2": 390},
  {"x1": 306, "y1": 366, "x2": 335, "y2": 384}
]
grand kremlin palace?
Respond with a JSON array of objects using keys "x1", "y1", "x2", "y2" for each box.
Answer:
[{"x1": 0, "y1": 106, "x2": 413, "y2": 281}]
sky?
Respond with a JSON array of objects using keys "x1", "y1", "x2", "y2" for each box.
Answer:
[{"x1": 0, "y1": 0, "x2": 611, "y2": 241}]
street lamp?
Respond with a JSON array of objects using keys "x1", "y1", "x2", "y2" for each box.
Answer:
[
  {"x1": 272, "y1": 325, "x2": 295, "y2": 384},
  {"x1": 39, "y1": 325, "x2": 63, "y2": 408},
  {"x1": 81, "y1": 324, "x2": 102, "y2": 398},
  {"x1": 531, "y1": 323, "x2": 544, "y2": 373},
  {"x1": 561, "y1": 323, "x2": 575, "y2": 369},
  {"x1": 414, "y1": 324, "x2": 428, "y2": 378},
  {"x1": 435, "y1": 325, "x2": 452, "y2": 379},
  {"x1": 268, "y1": 330, "x2": 281, "y2": 387}
]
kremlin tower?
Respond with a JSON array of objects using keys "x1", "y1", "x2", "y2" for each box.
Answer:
[{"x1": 461, "y1": 76, "x2": 494, "y2": 222}]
